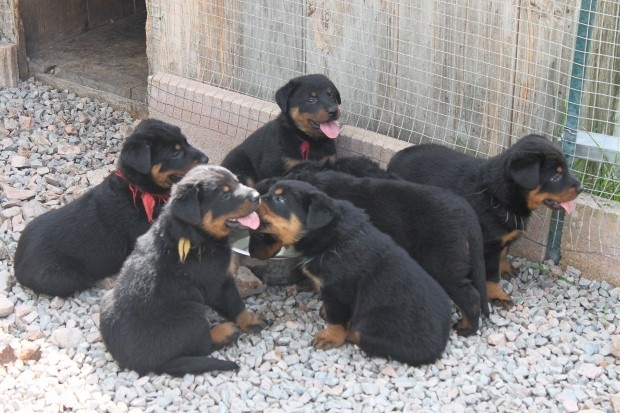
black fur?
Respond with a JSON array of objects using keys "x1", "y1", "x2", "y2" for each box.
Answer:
[
  {"x1": 258, "y1": 180, "x2": 452, "y2": 365},
  {"x1": 99, "y1": 165, "x2": 265, "y2": 376},
  {"x1": 221, "y1": 74, "x2": 341, "y2": 186},
  {"x1": 14, "y1": 119, "x2": 209, "y2": 297}
]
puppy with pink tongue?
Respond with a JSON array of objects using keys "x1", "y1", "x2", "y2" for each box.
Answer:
[{"x1": 222, "y1": 74, "x2": 342, "y2": 186}]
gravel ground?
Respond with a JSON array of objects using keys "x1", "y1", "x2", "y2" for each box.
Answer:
[{"x1": 1, "y1": 78, "x2": 619, "y2": 413}]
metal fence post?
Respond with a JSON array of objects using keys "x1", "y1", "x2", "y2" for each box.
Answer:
[{"x1": 546, "y1": 0, "x2": 598, "y2": 263}]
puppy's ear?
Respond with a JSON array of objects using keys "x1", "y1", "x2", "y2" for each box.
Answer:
[
  {"x1": 255, "y1": 177, "x2": 279, "y2": 195},
  {"x1": 508, "y1": 155, "x2": 541, "y2": 189},
  {"x1": 172, "y1": 187, "x2": 202, "y2": 225},
  {"x1": 121, "y1": 140, "x2": 151, "y2": 174},
  {"x1": 275, "y1": 79, "x2": 299, "y2": 114},
  {"x1": 306, "y1": 193, "x2": 337, "y2": 230}
]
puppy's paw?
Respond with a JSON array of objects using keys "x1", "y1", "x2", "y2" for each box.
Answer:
[
  {"x1": 454, "y1": 316, "x2": 477, "y2": 337},
  {"x1": 210, "y1": 322, "x2": 241, "y2": 347},
  {"x1": 312, "y1": 324, "x2": 347, "y2": 350},
  {"x1": 235, "y1": 310, "x2": 266, "y2": 333},
  {"x1": 486, "y1": 281, "x2": 514, "y2": 309}
]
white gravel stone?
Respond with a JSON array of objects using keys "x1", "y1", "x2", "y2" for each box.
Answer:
[
  {"x1": 51, "y1": 327, "x2": 83, "y2": 349},
  {"x1": 0, "y1": 295, "x2": 14, "y2": 317}
]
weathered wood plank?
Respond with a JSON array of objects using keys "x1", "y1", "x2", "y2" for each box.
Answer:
[
  {"x1": 511, "y1": 0, "x2": 579, "y2": 144},
  {"x1": 19, "y1": 0, "x2": 87, "y2": 54},
  {"x1": 581, "y1": 0, "x2": 620, "y2": 136},
  {"x1": 303, "y1": 0, "x2": 521, "y2": 156},
  {"x1": 0, "y1": 43, "x2": 19, "y2": 87},
  {"x1": 148, "y1": 0, "x2": 304, "y2": 101}
]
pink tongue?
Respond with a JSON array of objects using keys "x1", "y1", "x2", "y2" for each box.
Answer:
[
  {"x1": 561, "y1": 200, "x2": 575, "y2": 214},
  {"x1": 237, "y1": 211, "x2": 260, "y2": 230},
  {"x1": 319, "y1": 121, "x2": 340, "y2": 139}
]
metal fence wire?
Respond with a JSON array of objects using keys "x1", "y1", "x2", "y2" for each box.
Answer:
[{"x1": 147, "y1": 0, "x2": 620, "y2": 268}]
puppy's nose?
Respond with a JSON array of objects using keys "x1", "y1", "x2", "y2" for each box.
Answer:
[
  {"x1": 249, "y1": 190, "x2": 260, "y2": 204},
  {"x1": 327, "y1": 106, "x2": 339, "y2": 119}
]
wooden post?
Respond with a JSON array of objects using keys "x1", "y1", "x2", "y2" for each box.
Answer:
[{"x1": 0, "y1": 43, "x2": 19, "y2": 88}]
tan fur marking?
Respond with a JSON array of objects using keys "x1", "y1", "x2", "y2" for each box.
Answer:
[
  {"x1": 283, "y1": 156, "x2": 303, "y2": 171},
  {"x1": 257, "y1": 203, "x2": 304, "y2": 246},
  {"x1": 210, "y1": 322, "x2": 239, "y2": 345},
  {"x1": 151, "y1": 161, "x2": 202, "y2": 189},
  {"x1": 289, "y1": 107, "x2": 336, "y2": 139},
  {"x1": 235, "y1": 310, "x2": 264, "y2": 332},
  {"x1": 313, "y1": 323, "x2": 348, "y2": 350},
  {"x1": 228, "y1": 256, "x2": 237, "y2": 277},
  {"x1": 456, "y1": 311, "x2": 472, "y2": 331},
  {"x1": 499, "y1": 247, "x2": 515, "y2": 277},
  {"x1": 527, "y1": 186, "x2": 580, "y2": 210},
  {"x1": 501, "y1": 230, "x2": 522, "y2": 247},
  {"x1": 302, "y1": 267, "x2": 322, "y2": 291},
  {"x1": 346, "y1": 330, "x2": 362, "y2": 345},
  {"x1": 487, "y1": 281, "x2": 512, "y2": 303},
  {"x1": 200, "y1": 199, "x2": 258, "y2": 238}
]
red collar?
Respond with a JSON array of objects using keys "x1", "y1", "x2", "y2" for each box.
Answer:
[
  {"x1": 300, "y1": 140, "x2": 311, "y2": 161},
  {"x1": 116, "y1": 170, "x2": 170, "y2": 223}
]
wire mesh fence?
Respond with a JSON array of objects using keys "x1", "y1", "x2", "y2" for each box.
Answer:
[{"x1": 147, "y1": 0, "x2": 620, "y2": 269}]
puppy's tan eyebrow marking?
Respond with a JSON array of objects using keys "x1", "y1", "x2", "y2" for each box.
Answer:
[
  {"x1": 175, "y1": 144, "x2": 182, "y2": 151},
  {"x1": 275, "y1": 188, "x2": 284, "y2": 196}
]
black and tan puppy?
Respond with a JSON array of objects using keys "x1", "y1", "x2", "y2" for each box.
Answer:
[
  {"x1": 258, "y1": 180, "x2": 452, "y2": 365},
  {"x1": 99, "y1": 165, "x2": 265, "y2": 376},
  {"x1": 255, "y1": 158, "x2": 488, "y2": 336},
  {"x1": 387, "y1": 134, "x2": 583, "y2": 306},
  {"x1": 14, "y1": 119, "x2": 209, "y2": 297},
  {"x1": 221, "y1": 74, "x2": 341, "y2": 186}
]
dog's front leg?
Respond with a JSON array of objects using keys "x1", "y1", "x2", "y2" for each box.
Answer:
[
  {"x1": 312, "y1": 299, "x2": 351, "y2": 350},
  {"x1": 210, "y1": 275, "x2": 266, "y2": 333}
]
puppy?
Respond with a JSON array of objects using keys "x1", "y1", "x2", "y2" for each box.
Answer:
[
  {"x1": 257, "y1": 180, "x2": 452, "y2": 365},
  {"x1": 99, "y1": 165, "x2": 265, "y2": 376},
  {"x1": 255, "y1": 158, "x2": 488, "y2": 336},
  {"x1": 387, "y1": 134, "x2": 583, "y2": 305},
  {"x1": 14, "y1": 119, "x2": 208, "y2": 297},
  {"x1": 221, "y1": 74, "x2": 341, "y2": 186}
]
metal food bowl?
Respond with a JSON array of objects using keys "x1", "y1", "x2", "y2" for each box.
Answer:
[{"x1": 231, "y1": 232, "x2": 304, "y2": 286}]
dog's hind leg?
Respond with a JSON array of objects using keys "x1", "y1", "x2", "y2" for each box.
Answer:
[
  {"x1": 17, "y1": 265, "x2": 96, "y2": 297},
  {"x1": 155, "y1": 356, "x2": 239, "y2": 377},
  {"x1": 353, "y1": 329, "x2": 444, "y2": 367},
  {"x1": 445, "y1": 283, "x2": 481, "y2": 336},
  {"x1": 210, "y1": 322, "x2": 241, "y2": 350}
]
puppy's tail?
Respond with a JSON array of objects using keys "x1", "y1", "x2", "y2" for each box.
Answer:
[
  {"x1": 468, "y1": 223, "x2": 490, "y2": 317},
  {"x1": 155, "y1": 356, "x2": 239, "y2": 377}
]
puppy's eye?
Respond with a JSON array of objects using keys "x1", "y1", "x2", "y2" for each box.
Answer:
[
  {"x1": 172, "y1": 148, "x2": 184, "y2": 158},
  {"x1": 307, "y1": 97, "x2": 318, "y2": 104},
  {"x1": 551, "y1": 173, "x2": 562, "y2": 182},
  {"x1": 274, "y1": 195, "x2": 286, "y2": 204}
]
